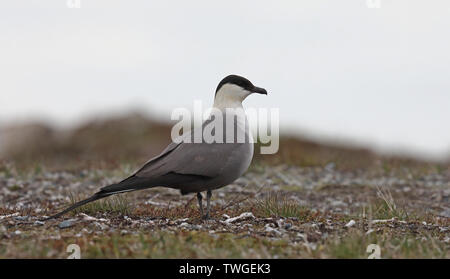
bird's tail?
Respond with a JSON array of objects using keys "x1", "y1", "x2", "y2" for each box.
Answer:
[
  {"x1": 42, "y1": 191, "x2": 112, "y2": 221},
  {"x1": 42, "y1": 176, "x2": 148, "y2": 221}
]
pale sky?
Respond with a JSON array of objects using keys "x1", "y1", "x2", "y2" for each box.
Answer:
[{"x1": 0, "y1": 0, "x2": 449, "y2": 160}]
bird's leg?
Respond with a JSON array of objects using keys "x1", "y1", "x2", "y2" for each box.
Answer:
[
  {"x1": 197, "y1": 192, "x2": 204, "y2": 217},
  {"x1": 204, "y1": 190, "x2": 212, "y2": 220}
]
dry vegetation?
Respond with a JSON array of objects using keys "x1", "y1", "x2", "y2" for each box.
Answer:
[{"x1": 0, "y1": 113, "x2": 449, "y2": 258}]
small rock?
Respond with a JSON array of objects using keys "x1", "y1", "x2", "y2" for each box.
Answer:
[
  {"x1": 297, "y1": 233, "x2": 307, "y2": 241},
  {"x1": 439, "y1": 209, "x2": 450, "y2": 218},
  {"x1": 371, "y1": 217, "x2": 395, "y2": 224},
  {"x1": 191, "y1": 224, "x2": 202, "y2": 230},
  {"x1": 330, "y1": 200, "x2": 348, "y2": 207},
  {"x1": 345, "y1": 220, "x2": 356, "y2": 227},
  {"x1": 93, "y1": 222, "x2": 109, "y2": 230},
  {"x1": 179, "y1": 222, "x2": 190, "y2": 228},
  {"x1": 225, "y1": 212, "x2": 255, "y2": 224},
  {"x1": 276, "y1": 219, "x2": 285, "y2": 228},
  {"x1": 144, "y1": 200, "x2": 164, "y2": 206},
  {"x1": 58, "y1": 219, "x2": 76, "y2": 229},
  {"x1": 175, "y1": 218, "x2": 189, "y2": 223},
  {"x1": 325, "y1": 162, "x2": 335, "y2": 171},
  {"x1": 264, "y1": 224, "x2": 282, "y2": 235},
  {"x1": 303, "y1": 242, "x2": 317, "y2": 251},
  {"x1": 78, "y1": 213, "x2": 109, "y2": 223},
  {"x1": 14, "y1": 216, "x2": 28, "y2": 221},
  {"x1": 0, "y1": 212, "x2": 19, "y2": 220}
]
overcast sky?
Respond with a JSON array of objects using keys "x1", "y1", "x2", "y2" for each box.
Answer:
[{"x1": 0, "y1": 0, "x2": 449, "y2": 160}]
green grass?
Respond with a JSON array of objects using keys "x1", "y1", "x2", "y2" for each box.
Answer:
[
  {"x1": 0, "y1": 163, "x2": 13, "y2": 178},
  {"x1": 362, "y1": 186, "x2": 411, "y2": 221},
  {"x1": 321, "y1": 232, "x2": 448, "y2": 259},
  {"x1": 2, "y1": 229, "x2": 447, "y2": 258},
  {"x1": 68, "y1": 193, "x2": 133, "y2": 216},
  {"x1": 0, "y1": 231, "x2": 295, "y2": 258},
  {"x1": 369, "y1": 200, "x2": 410, "y2": 221},
  {"x1": 8, "y1": 185, "x2": 22, "y2": 192},
  {"x1": 253, "y1": 192, "x2": 311, "y2": 219}
]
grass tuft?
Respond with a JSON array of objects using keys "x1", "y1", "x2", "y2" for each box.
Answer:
[
  {"x1": 68, "y1": 192, "x2": 133, "y2": 216},
  {"x1": 370, "y1": 186, "x2": 410, "y2": 220},
  {"x1": 253, "y1": 192, "x2": 311, "y2": 219}
]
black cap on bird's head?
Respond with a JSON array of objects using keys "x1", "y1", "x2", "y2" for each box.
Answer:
[{"x1": 215, "y1": 75, "x2": 267, "y2": 97}]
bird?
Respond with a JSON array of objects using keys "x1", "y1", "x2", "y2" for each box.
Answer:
[{"x1": 44, "y1": 74, "x2": 267, "y2": 220}]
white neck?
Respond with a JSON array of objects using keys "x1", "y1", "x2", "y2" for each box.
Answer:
[
  {"x1": 213, "y1": 95, "x2": 243, "y2": 111},
  {"x1": 213, "y1": 84, "x2": 248, "y2": 111}
]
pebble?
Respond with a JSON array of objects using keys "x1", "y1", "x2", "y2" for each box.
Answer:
[
  {"x1": 58, "y1": 219, "x2": 76, "y2": 229},
  {"x1": 264, "y1": 224, "x2": 282, "y2": 235},
  {"x1": 93, "y1": 222, "x2": 109, "y2": 230},
  {"x1": 325, "y1": 162, "x2": 336, "y2": 171},
  {"x1": 439, "y1": 209, "x2": 450, "y2": 218},
  {"x1": 345, "y1": 220, "x2": 356, "y2": 227},
  {"x1": 224, "y1": 212, "x2": 255, "y2": 224},
  {"x1": 0, "y1": 212, "x2": 19, "y2": 220},
  {"x1": 191, "y1": 224, "x2": 202, "y2": 230},
  {"x1": 175, "y1": 218, "x2": 189, "y2": 223},
  {"x1": 14, "y1": 216, "x2": 28, "y2": 221}
]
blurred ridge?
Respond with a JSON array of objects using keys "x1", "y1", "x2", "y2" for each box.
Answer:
[{"x1": 0, "y1": 112, "x2": 447, "y2": 171}]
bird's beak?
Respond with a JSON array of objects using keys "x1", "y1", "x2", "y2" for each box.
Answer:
[{"x1": 252, "y1": 86, "x2": 268, "y2": 95}]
